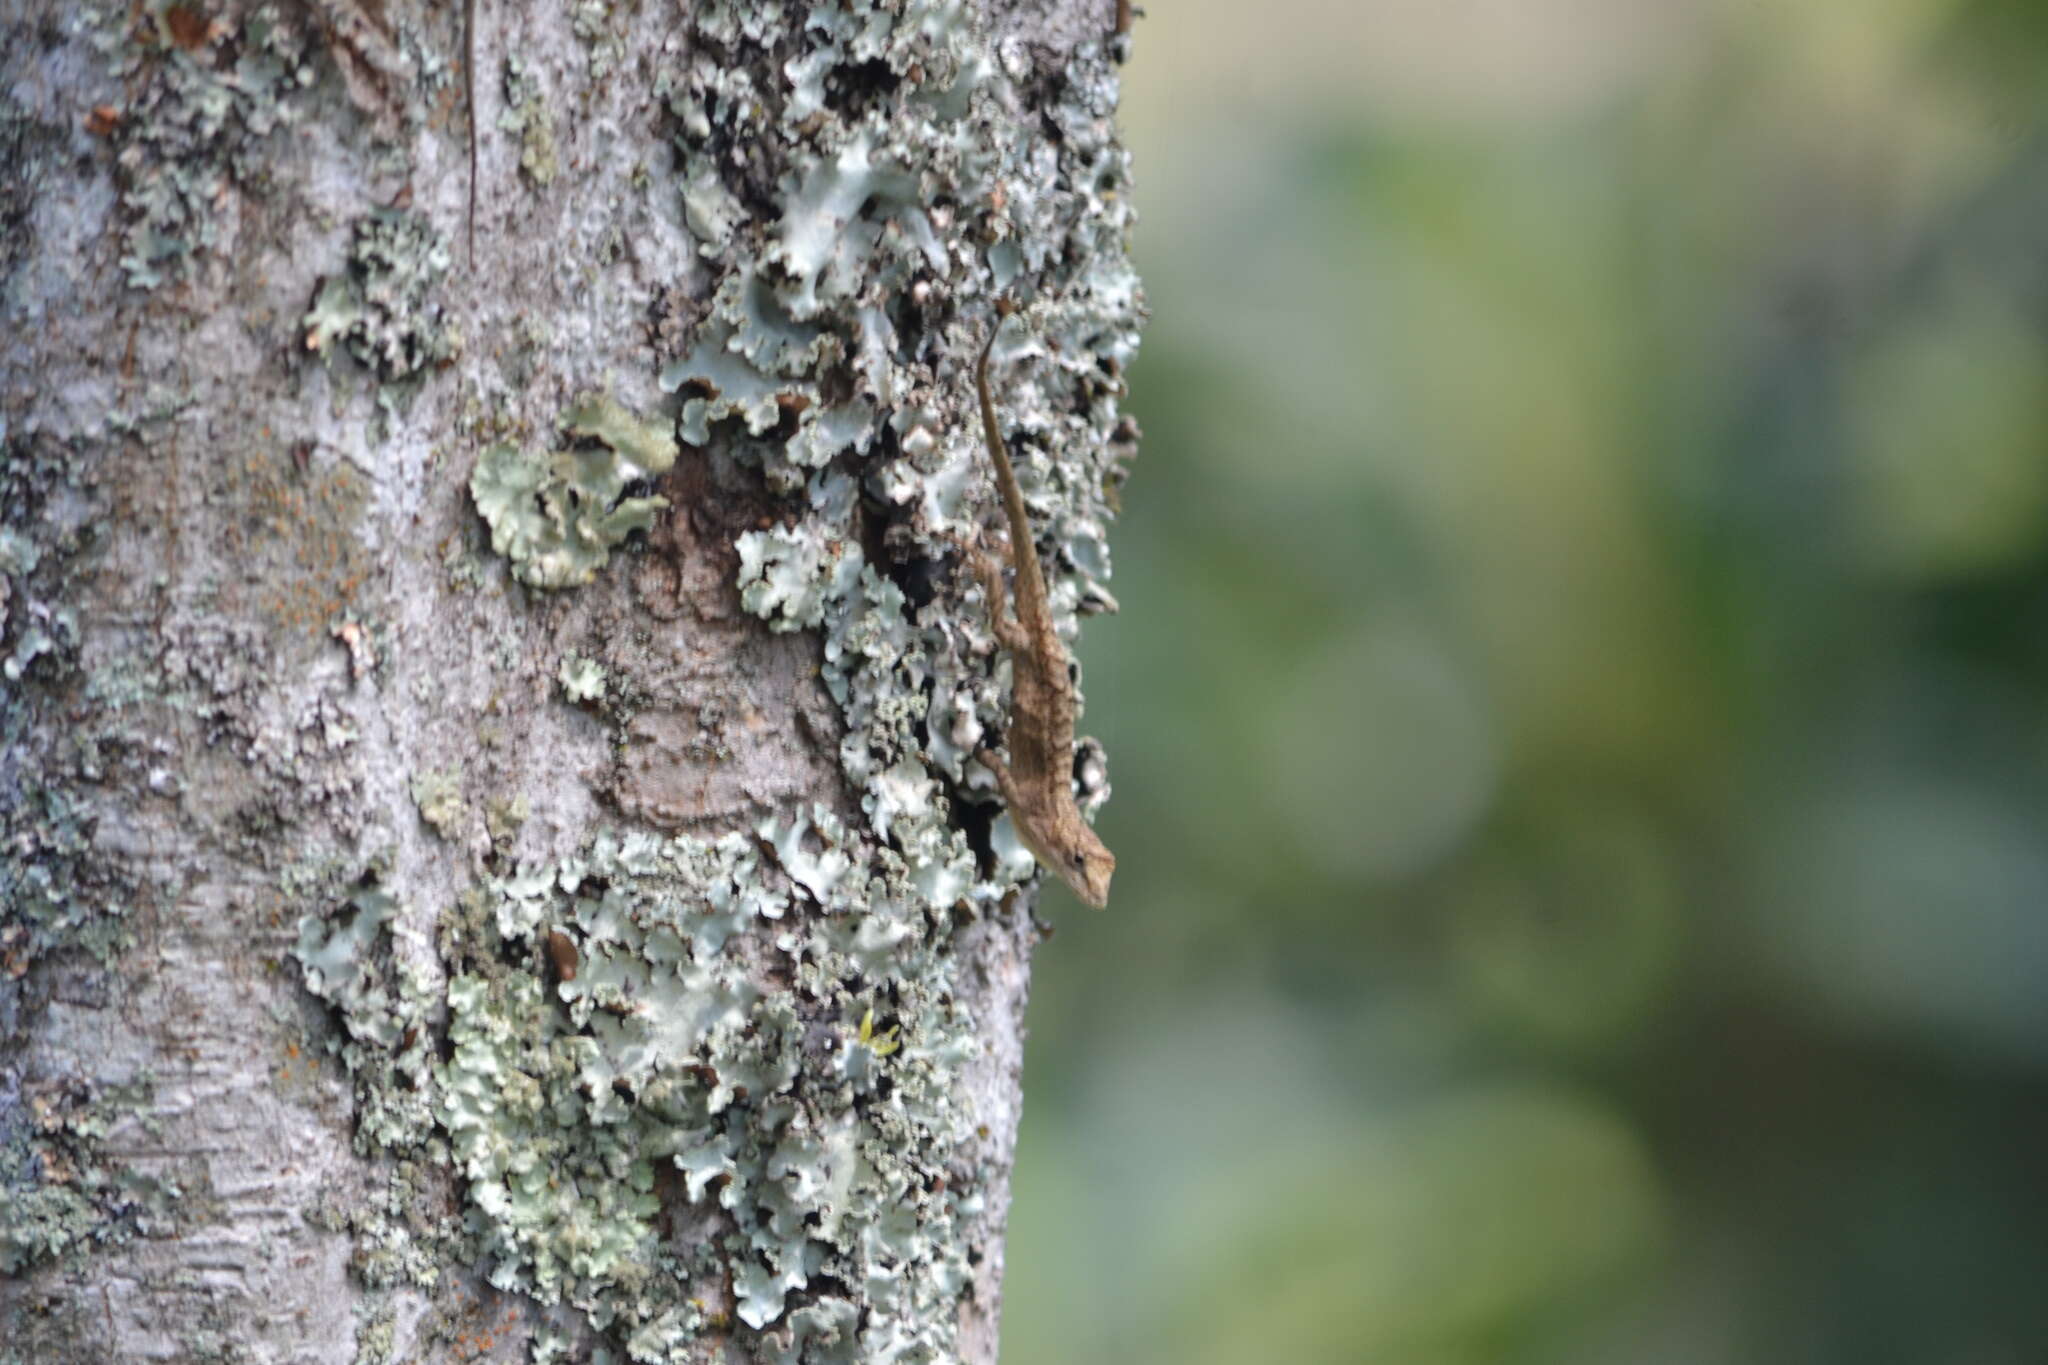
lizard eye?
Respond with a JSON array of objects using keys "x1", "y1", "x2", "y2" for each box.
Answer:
[{"x1": 1071, "y1": 852, "x2": 1087, "y2": 867}]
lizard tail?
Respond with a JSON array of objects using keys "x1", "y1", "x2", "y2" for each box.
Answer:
[{"x1": 975, "y1": 307, "x2": 1048, "y2": 611}]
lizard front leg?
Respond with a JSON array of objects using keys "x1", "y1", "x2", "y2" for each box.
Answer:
[
  {"x1": 968, "y1": 546, "x2": 1029, "y2": 792},
  {"x1": 976, "y1": 744, "x2": 1024, "y2": 810}
]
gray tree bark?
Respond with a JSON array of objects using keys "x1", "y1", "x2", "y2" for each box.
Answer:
[{"x1": 0, "y1": 1, "x2": 1141, "y2": 1360}]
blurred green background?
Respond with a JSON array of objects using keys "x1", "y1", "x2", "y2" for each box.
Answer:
[{"x1": 1002, "y1": 0, "x2": 2048, "y2": 1360}]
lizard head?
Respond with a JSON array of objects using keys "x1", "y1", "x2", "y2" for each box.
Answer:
[{"x1": 1047, "y1": 823, "x2": 1115, "y2": 909}]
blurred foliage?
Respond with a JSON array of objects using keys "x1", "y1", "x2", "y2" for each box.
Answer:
[{"x1": 1002, "y1": 0, "x2": 2048, "y2": 1361}]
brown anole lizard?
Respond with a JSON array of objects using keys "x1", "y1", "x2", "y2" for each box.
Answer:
[{"x1": 969, "y1": 303, "x2": 1116, "y2": 908}]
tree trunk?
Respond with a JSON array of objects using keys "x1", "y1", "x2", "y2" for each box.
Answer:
[{"x1": 0, "y1": 1, "x2": 1141, "y2": 1360}]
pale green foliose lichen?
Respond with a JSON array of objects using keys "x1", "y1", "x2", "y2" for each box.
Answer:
[
  {"x1": 303, "y1": 209, "x2": 457, "y2": 392},
  {"x1": 296, "y1": 885, "x2": 407, "y2": 1049},
  {"x1": 2, "y1": 605, "x2": 77, "y2": 683},
  {"x1": 501, "y1": 55, "x2": 560, "y2": 188},
  {"x1": 88, "y1": 3, "x2": 316, "y2": 289},
  {"x1": 487, "y1": 793, "x2": 532, "y2": 846},
  {"x1": 1, "y1": 437, "x2": 139, "y2": 976},
  {"x1": 333, "y1": 1163, "x2": 448, "y2": 1291},
  {"x1": 735, "y1": 529, "x2": 861, "y2": 632},
  {"x1": 408, "y1": 768, "x2": 465, "y2": 840},
  {"x1": 561, "y1": 394, "x2": 681, "y2": 474},
  {"x1": 351, "y1": 1305, "x2": 397, "y2": 1365},
  {"x1": 0, "y1": 1076, "x2": 163, "y2": 1275},
  {"x1": 571, "y1": 2, "x2": 629, "y2": 83},
  {"x1": 295, "y1": 882, "x2": 441, "y2": 1156},
  {"x1": 0, "y1": 463, "x2": 76, "y2": 681},
  {"x1": 471, "y1": 395, "x2": 679, "y2": 590},
  {"x1": 300, "y1": 827, "x2": 985, "y2": 1357},
  {"x1": 558, "y1": 652, "x2": 607, "y2": 704}
]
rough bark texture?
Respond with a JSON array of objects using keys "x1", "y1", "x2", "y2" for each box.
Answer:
[{"x1": 0, "y1": 1, "x2": 1141, "y2": 1361}]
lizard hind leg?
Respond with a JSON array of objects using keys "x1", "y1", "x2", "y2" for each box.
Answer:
[{"x1": 969, "y1": 548, "x2": 1030, "y2": 652}]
